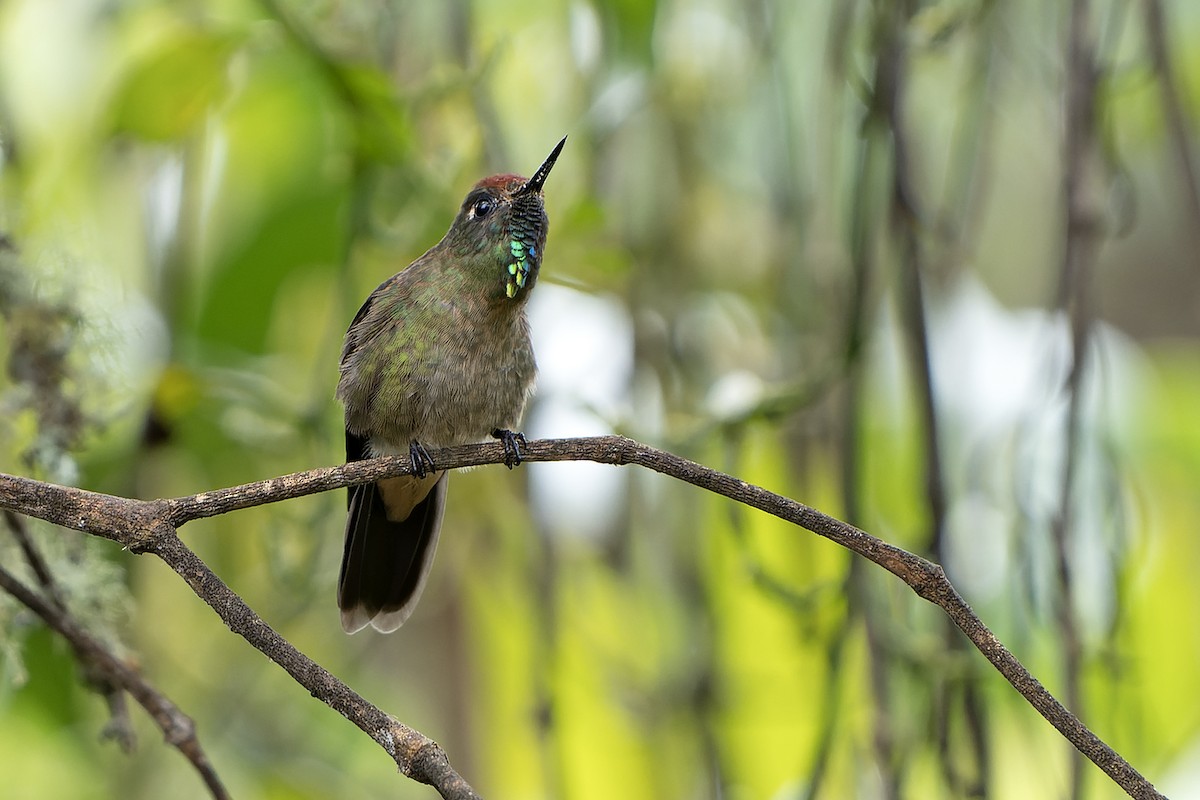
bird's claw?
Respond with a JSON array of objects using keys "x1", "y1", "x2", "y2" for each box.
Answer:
[
  {"x1": 491, "y1": 429, "x2": 527, "y2": 469},
  {"x1": 409, "y1": 441, "x2": 436, "y2": 478}
]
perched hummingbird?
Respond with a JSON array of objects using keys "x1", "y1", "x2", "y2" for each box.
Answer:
[{"x1": 336, "y1": 137, "x2": 566, "y2": 633}]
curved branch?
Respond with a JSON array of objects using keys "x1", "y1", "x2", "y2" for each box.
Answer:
[
  {"x1": 0, "y1": 561, "x2": 228, "y2": 798},
  {"x1": 152, "y1": 533, "x2": 481, "y2": 800},
  {"x1": 5, "y1": 509, "x2": 136, "y2": 752},
  {"x1": 0, "y1": 476, "x2": 486, "y2": 798},
  {"x1": 0, "y1": 435, "x2": 1165, "y2": 800}
]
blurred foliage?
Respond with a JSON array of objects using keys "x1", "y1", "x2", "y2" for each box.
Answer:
[{"x1": 1, "y1": 0, "x2": 1200, "y2": 798}]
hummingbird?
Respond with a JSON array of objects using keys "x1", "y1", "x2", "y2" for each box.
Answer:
[{"x1": 336, "y1": 137, "x2": 566, "y2": 633}]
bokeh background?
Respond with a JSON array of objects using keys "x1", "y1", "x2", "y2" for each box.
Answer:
[{"x1": 1, "y1": 0, "x2": 1199, "y2": 798}]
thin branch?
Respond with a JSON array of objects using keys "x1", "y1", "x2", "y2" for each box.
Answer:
[
  {"x1": 1058, "y1": 0, "x2": 1104, "y2": 795},
  {"x1": 878, "y1": 0, "x2": 948, "y2": 565},
  {"x1": 5, "y1": 509, "x2": 67, "y2": 609},
  {"x1": 4, "y1": 509, "x2": 136, "y2": 752},
  {"x1": 150, "y1": 533, "x2": 483, "y2": 800},
  {"x1": 0, "y1": 475, "x2": 486, "y2": 798},
  {"x1": 834, "y1": 20, "x2": 883, "y2": 796},
  {"x1": 874, "y1": 0, "x2": 988, "y2": 792},
  {"x1": 0, "y1": 436, "x2": 1166, "y2": 800},
  {"x1": 832, "y1": 4, "x2": 890, "y2": 792},
  {"x1": 1141, "y1": 0, "x2": 1200, "y2": 267},
  {"x1": 0, "y1": 562, "x2": 229, "y2": 799}
]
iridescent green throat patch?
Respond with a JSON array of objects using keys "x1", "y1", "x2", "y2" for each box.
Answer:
[{"x1": 506, "y1": 238, "x2": 531, "y2": 298}]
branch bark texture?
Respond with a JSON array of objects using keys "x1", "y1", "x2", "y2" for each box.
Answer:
[
  {"x1": 0, "y1": 435, "x2": 1165, "y2": 800},
  {"x1": 0, "y1": 561, "x2": 229, "y2": 797}
]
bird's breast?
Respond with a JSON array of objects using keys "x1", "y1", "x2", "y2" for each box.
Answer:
[{"x1": 342, "y1": 305, "x2": 536, "y2": 451}]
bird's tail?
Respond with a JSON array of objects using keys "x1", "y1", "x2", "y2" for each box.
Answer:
[{"x1": 337, "y1": 473, "x2": 447, "y2": 633}]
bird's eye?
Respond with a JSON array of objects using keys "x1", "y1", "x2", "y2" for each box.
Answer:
[{"x1": 472, "y1": 198, "x2": 494, "y2": 218}]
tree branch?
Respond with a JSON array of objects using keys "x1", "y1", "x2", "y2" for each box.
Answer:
[
  {"x1": 0, "y1": 560, "x2": 229, "y2": 798},
  {"x1": 4, "y1": 508, "x2": 138, "y2": 751},
  {"x1": 1142, "y1": 0, "x2": 1200, "y2": 268},
  {"x1": 1059, "y1": 1, "x2": 1104, "y2": 795},
  {"x1": 151, "y1": 533, "x2": 482, "y2": 800},
  {"x1": 0, "y1": 436, "x2": 1165, "y2": 800}
]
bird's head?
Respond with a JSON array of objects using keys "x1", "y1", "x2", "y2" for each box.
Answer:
[{"x1": 445, "y1": 136, "x2": 567, "y2": 301}]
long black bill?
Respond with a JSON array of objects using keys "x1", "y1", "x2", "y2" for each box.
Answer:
[{"x1": 515, "y1": 136, "x2": 567, "y2": 196}]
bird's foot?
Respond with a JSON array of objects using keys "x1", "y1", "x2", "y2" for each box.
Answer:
[
  {"x1": 408, "y1": 441, "x2": 436, "y2": 478},
  {"x1": 491, "y1": 429, "x2": 527, "y2": 469}
]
